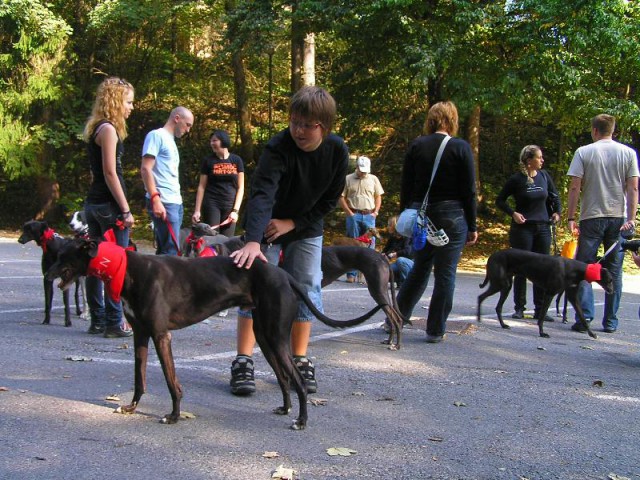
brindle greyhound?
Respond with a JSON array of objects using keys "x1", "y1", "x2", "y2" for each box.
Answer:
[
  {"x1": 477, "y1": 249, "x2": 614, "y2": 339},
  {"x1": 46, "y1": 238, "x2": 381, "y2": 430}
]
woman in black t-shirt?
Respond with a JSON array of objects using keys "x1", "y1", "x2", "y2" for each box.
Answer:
[
  {"x1": 192, "y1": 130, "x2": 244, "y2": 237},
  {"x1": 496, "y1": 145, "x2": 561, "y2": 321}
]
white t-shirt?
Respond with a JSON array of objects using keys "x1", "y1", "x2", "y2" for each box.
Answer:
[
  {"x1": 142, "y1": 127, "x2": 182, "y2": 204},
  {"x1": 567, "y1": 139, "x2": 639, "y2": 220}
]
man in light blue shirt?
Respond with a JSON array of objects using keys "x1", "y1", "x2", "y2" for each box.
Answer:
[{"x1": 141, "y1": 106, "x2": 194, "y2": 255}]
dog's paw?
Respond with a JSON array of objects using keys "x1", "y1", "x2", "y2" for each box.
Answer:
[
  {"x1": 540, "y1": 333, "x2": 550, "y2": 338},
  {"x1": 160, "y1": 414, "x2": 180, "y2": 424},
  {"x1": 273, "y1": 406, "x2": 291, "y2": 416},
  {"x1": 290, "y1": 418, "x2": 306, "y2": 430}
]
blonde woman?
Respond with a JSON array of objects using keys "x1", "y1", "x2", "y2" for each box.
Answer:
[
  {"x1": 496, "y1": 145, "x2": 561, "y2": 321},
  {"x1": 83, "y1": 76, "x2": 135, "y2": 338}
]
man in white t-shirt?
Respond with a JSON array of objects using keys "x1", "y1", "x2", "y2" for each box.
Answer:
[
  {"x1": 566, "y1": 113, "x2": 639, "y2": 333},
  {"x1": 141, "y1": 106, "x2": 194, "y2": 255}
]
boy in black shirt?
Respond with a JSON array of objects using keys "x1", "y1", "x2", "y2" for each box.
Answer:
[{"x1": 229, "y1": 86, "x2": 349, "y2": 395}]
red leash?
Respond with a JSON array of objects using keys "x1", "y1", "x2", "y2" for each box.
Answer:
[
  {"x1": 208, "y1": 217, "x2": 233, "y2": 231},
  {"x1": 164, "y1": 218, "x2": 182, "y2": 256}
]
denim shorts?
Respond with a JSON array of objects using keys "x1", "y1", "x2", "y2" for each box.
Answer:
[{"x1": 238, "y1": 236, "x2": 323, "y2": 322}]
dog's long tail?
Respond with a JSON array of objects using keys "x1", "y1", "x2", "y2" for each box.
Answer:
[
  {"x1": 479, "y1": 273, "x2": 489, "y2": 289},
  {"x1": 288, "y1": 276, "x2": 382, "y2": 328}
]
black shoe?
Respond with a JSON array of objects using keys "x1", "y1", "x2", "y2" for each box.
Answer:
[
  {"x1": 603, "y1": 327, "x2": 617, "y2": 333},
  {"x1": 103, "y1": 324, "x2": 133, "y2": 338},
  {"x1": 87, "y1": 324, "x2": 105, "y2": 335},
  {"x1": 426, "y1": 333, "x2": 446, "y2": 343},
  {"x1": 230, "y1": 356, "x2": 256, "y2": 395},
  {"x1": 571, "y1": 323, "x2": 588, "y2": 333},
  {"x1": 512, "y1": 309, "x2": 525, "y2": 319},
  {"x1": 294, "y1": 356, "x2": 317, "y2": 394},
  {"x1": 535, "y1": 311, "x2": 555, "y2": 323}
]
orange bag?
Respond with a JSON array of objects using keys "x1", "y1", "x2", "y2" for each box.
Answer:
[{"x1": 561, "y1": 239, "x2": 578, "y2": 259}]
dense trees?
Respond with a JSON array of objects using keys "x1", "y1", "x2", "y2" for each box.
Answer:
[{"x1": 0, "y1": 0, "x2": 638, "y2": 226}]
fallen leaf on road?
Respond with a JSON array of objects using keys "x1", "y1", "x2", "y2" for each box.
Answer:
[
  {"x1": 105, "y1": 395, "x2": 121, "y2": 402},
  {"x1": 453, "y1": 401, "x2": 467, "y2": 407},
  {"x1": 272, "y1": 464, "x2": 297, "y2": 479},
  {"x1": 327, "y1": 447, "x2": 357, "y2": 457},
  {"x1": 352, "y1": 391, "x2": 365, "y2": 397},
  {"x1": 66, "y1": 356, "x2": 92, "y2": 362},
  {"x1": 180, "y1": 411, "x2": 196, "y2": 419},
  {"x1": 592, "y1": 380, "x2": 604, "y2": 387},
  {"x1": 262, "y1": 451, "x2": 279, "y2": 458},
  {"x1": 580, "y1": 345, "x2": 594, "y2": 350},
  {"x1": 0, "y1": 386, "x2": 8, "y2": 392},
  {"x1": 309, "y1": 397, "x2": 327, "y2": 406},
  {"x1": 608, "y1": 473, "x2": 631, "y2": 480},
  {"x1": 376, "y1": 397, "x2": 395, "y2": 401},
  {"x1": 537, "y1": 346, "x2": 546, "y2": 351},
  {"x1": 428, "y1": 436, "x2": 444, "y2": 442}
]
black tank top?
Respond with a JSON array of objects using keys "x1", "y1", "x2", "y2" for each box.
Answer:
[{"x1": 86, "y1": 120, "x2": 126, "y2": 204}]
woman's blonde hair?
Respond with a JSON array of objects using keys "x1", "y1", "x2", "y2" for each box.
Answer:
[
  {"x1": 424, "y1": 101, "x2": 459, "y2": 137},
  {"x1": 388, "y1": 215, "x2": 398, "y2": 233},
  {"x1": 83, "y1": 77, "x2": 134, "y2": 142},
  {"x1": 519, "y1": 145, "x2": 541, "y2": 184}
]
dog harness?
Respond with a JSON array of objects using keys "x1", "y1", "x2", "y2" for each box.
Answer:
[
  {"x1": 185, "y1": 233, "x2": 218, "y2": 257},
  {"x1": 39, "y1": 228, "x2": 57, "y2": 254},
  {"x1": 87, "y1": 242, "x2": 128, "y2": 302},
  {"x1": 584, "y1": 263, "x2": 602, "y2": 283},
  {"x1": 355, "y1": 233, "x2": 374, "y2": 246}
]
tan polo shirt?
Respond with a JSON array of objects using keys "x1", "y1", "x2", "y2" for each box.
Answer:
[{"x1": 341, "y1": 172, "x2": 384, "y2": 210}]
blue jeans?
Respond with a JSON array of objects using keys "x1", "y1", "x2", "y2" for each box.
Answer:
[
  {"x1": 345, "y1": 212, "x2": 376, "y2": 279},
  {"x1": 84, "y1": 201, "x2": 129, "y2": 328},
  {"x1": 509, "y1": 222, "x2": 552, "y2": 312},
  {"x1": 574, "y1": 217, "x2": 627, "y2": 330},
  {"x1": 240, "y1": 236, "x2": 323, "y2": 321},
  {"x1": 147, "y1": 201, "x2": 183, "y2": 255},
  {"x1": 391, "y1": 257, "x2": 414, "y2": 285},
  {"x1": 396, "y1": 201, "x2": 468, "y2": 337}
]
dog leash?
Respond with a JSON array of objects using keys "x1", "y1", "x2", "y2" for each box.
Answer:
[
  {"x1": 208, "y1": 217, "x2": 233, "y2": 231},
  {"x1": 164, "y1": 218, "x2": 182, "y2": 256},
  {"x1": 597, "y1": 241, "x2": 620, "y2": 264}
]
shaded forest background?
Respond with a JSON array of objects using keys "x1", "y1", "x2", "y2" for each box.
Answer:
[{"x1": 1, "y1": 0, "x2": 639, "y2": 254}]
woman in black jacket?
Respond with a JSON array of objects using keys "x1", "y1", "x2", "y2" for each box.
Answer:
[{"x1": 496, "y1": 145, "x2": 561, "y2": 321}]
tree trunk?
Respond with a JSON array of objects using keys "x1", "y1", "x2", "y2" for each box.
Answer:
[
  {"x1": 231, "y1": 50, "x2": 254, "y2": 163},
  {"x1": 303, "y1": 33, "x2": 315, "y2": 86},
  {"x1": 468, "y1": 104, "x2": 482, "y2": 205},
  {"x1": 290, "y1": 10, "x2": 304, "y2": 93}
]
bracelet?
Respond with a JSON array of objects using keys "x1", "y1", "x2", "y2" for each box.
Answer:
[
  {"x1": 121, "y1": 211, "x2": 130, "y2": 217},
  {"x1": 150, "y1": 192, "x2": 161, "y2": 201}
]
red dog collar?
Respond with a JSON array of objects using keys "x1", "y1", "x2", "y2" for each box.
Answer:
[
  {"x1": 40, "y1": 228, "x2": 56, "y2": 254},
  {"x1": 584, "y1": 263, "x2": 602, "y2": 283},
  {"x1": 355, "y1": 234, "x2": 373, "y2": 245},
  {"x1": 87, "y1": 242, "x2": 128, "y2": 302}
]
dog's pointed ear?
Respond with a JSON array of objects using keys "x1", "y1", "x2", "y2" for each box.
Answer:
[{"x1": 82, "y1": 239, "x2": 100, "y2": 258}]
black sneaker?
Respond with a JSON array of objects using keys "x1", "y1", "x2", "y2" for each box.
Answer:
[
  {"x1": 230, "y1": 356, "x2": 256, "y2": 395},
  {"x1": 87, "y1": 324, "x2": 105, "y2": 335},
  {"x1": 103, "y1": 324, "x2": 133, "y2": 338},
  {"x1": 294, "y1": 356, "x2": 317, "y2": 394},
  {"x1": 535, "y1": 311, "x2": 555, "y2": 323},
  {"x1": 571, "y1": 322, "x2": 588, "y2": 333},
  {"x1": 512, "y1": 309, "x2": 525, "y2": 319}
]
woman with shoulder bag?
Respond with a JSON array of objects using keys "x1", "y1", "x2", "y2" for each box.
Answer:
[
  {"x1": 496, "y1": 145, "x2": 561, "y2": 321},
  {"x1": 396, "y1": 101, "x2": 478, "y2": 343}
]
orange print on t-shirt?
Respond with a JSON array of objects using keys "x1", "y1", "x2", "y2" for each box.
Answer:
[{"x1": 212, "y1": 163, "x2": 238, "y2": 175}]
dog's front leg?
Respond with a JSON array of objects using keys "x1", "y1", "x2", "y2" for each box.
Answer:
[
  {"x1": 117, "y1": 332, "x2": 150, "y2": 416},
  {"x1": 567, "y1": 288, "x2": 598, "y2": 339},
  {"x1": 153, "y1": 332, "x2": 183, "y2": 424},
  {"x1": 536, "y1": 295, "x2": 554, "y2": 338},
  {"x1": 62, "y1": 285, "x2": 72, "y2": 327},
  {"x1": 43, "y1": 278, "x2": 53, "y2": 325}
]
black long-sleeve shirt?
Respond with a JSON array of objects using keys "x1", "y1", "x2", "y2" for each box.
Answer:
[
  {"x1": 400, "y1": 133, "x2": 477, "y2": 232},
  {"x1": 496, "y1": 170, "x2": 561, "y2": 223},
  {"x1": 243, "y1": 128, "x2": 349, "y2": 244}
]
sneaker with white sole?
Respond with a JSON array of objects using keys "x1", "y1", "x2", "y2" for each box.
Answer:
[
  {"x1": 294, "y1": 356, "x2": 317, "y2": 394},
  {"x1": 230, "y1": 355, "x2": 256, "y2": 395}
]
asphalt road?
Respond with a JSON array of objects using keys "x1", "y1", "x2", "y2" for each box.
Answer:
[{"x1": 1, "y1": 238, "x2": 639, "y2": 480}]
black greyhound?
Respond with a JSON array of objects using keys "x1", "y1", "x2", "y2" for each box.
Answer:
[
  {"x1": 18, "y1": 220, "x2": 84, "y2": 326},
  {"x1": 477, "y1": 249, "x2": 614, "y2": 339},
  {"x1": 46, "y1": 238, "x2": 381, "y2": 430}
]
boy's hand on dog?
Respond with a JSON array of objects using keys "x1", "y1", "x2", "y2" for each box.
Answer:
[
  {"x1": 231, "y1": 241, "x2": 267, "y2": 269},
  {"x1": 264, "y1": 219, "x2": 295, "y2": 243}
]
